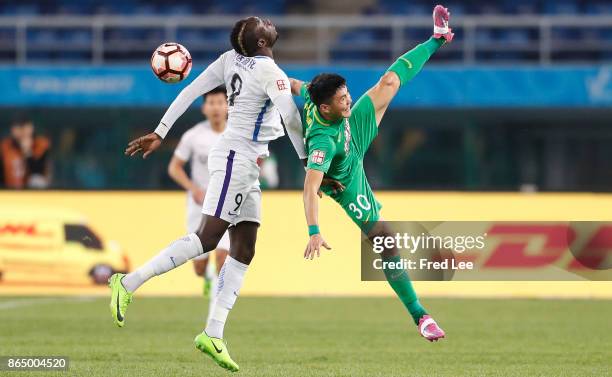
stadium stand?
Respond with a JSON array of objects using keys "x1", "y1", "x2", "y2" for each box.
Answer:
[{"x1": 0, "y1": 0, "x2": 609, "y2": 63}]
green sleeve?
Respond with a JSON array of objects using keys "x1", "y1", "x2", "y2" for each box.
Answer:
[
  {"x1": 300, "y1": 82, "x2": 311, "y2": 101},
  {"x1": 387, "y1": 37, "x2": 444, "y2": 86},
  {"x1": 306, "y1": 134, "x2": 335, "y2": 173}
]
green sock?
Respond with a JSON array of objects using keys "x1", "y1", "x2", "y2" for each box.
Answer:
[
  {"x1": 382, "y1": 255, "x2": 428, "y2": 324},
  {"x1": 387, "y1": 37, "x2": 444, "y2": 86}
]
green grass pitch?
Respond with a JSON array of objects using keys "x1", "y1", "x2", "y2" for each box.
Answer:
[{"x1": 0, "y1": 296, "x2": 610, "y2": 377}]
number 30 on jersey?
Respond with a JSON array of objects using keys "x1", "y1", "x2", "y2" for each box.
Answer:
[{"x1": 348, "y1": 194, "x2": 371, "y2": 220}]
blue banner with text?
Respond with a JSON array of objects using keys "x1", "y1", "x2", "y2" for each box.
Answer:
[{"x1": 0, "y1": 65, "x2": 610, "y2": 107}]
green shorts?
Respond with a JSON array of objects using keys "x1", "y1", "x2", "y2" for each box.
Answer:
[
  {"x1": 324, "y1": 94, "x2": 382, "y2": 234},
  {"x1": 326, "y1": 163, "x2": 382, "y2": 234}
]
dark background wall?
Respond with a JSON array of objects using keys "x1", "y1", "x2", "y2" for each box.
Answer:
[{"x1": 2, "y1": 107, "x2": 611, "y2": 191}]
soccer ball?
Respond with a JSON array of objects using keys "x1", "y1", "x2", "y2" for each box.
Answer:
[{"x1": 151, "y1": 42, "x2": 192, "y2": 83}]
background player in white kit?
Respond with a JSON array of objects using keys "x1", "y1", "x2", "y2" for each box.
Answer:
[
  {"x1": 109, "y1": 16, "x2": 306, "y2": 372},
  {"x1": 167, "y1": 86, "x2": 230, "y2": 310}
]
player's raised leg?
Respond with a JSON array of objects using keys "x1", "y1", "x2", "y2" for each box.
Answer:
[
  {"x1": 108, "y1": 214, "x2": 229, "y2": 327},
  {"x1": 195, "y1": 220, "x2": 258, "y2": 372},
  {"x1": 367, "y1": 5, "x2": 453, "y2": 125}
]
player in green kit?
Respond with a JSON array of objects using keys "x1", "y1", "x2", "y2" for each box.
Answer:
[{"x1": 290, "y1": 5, "x2": 453, "y2": 341}]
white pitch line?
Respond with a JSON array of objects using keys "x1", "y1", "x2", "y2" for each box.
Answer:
[{"x1": 0, "y1": 297, "x2": 96, "y2": 310}]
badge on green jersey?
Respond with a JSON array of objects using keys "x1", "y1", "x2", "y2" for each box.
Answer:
[{"x1": 311, "y1": 150, "x2": 326, "y2": 165}]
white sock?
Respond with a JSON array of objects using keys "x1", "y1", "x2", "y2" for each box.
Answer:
[
  {"x1": 122, "y1": 233, "x2": 204, "y2": 292},
  {"x1": 205, "y1": 256, "x2": 248, "y2": 339}
]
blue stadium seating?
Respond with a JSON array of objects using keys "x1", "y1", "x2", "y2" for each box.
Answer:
[
  {"x1": 1, "y1": 0, "x2": 608, "y2": 16},
  {"x1": 0, "y1": 0, "x2": 609, "y2": 63},
  {"x1": 0, "y1": 0, "x2": 289, "y2": 16},
  {"x1": 0, "y1": 0, "x2": 288, "y2": 60}
]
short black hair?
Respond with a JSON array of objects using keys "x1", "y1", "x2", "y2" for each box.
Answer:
[
  {"x1": 230, "y1": 17, "x2": 259, "y2": 57},
  {"x1": 308, "y1": 73, "x2": 347, "y2": 107},
  {"x1": 203, "y1": 86, "x2": 227, "y2": 101}
]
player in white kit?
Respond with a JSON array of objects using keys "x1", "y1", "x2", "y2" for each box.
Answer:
[
  {"x1": 110, "y1": 16, "x2": 306, "y2": 372},
  {"x1": 167, "y1": 86, "x2": 230, "y2": 310}
]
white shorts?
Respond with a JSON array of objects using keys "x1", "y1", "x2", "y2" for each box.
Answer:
[
  {"x1": 202, "y1": 149, "x2": 262, "y2": 226},
  {"x1": 187, "y1": 195, "x2": 230, "y2": 261}
]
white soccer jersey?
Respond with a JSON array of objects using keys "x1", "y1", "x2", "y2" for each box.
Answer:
[
  {"x1": 173, "y1": 120, "x2": 222, "y2": 190},
  {"x1": 155, "y1": 49, "x2": 306, "y2": 160},
  {"x1": 222, "y1": 52, "x2": 285, "y2": 142}
]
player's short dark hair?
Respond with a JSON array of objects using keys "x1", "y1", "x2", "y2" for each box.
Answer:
[
  {"x1": 308, "y1": 73, "x2": 347, "y2": 107},
  {"x1": 230, "y1": 17, "x2": 260, "y2": 57},
  {"x1": 203, "y1": 86, "x2": 227, "y2": 102}
]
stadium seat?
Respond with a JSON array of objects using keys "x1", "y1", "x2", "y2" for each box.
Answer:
[
  {"x1": 331, "y1": 28, "x2": 392, "y2": 62},
  {"x1": 502, "y1": 0, "x2": 539, "y2": 15},
  {"x1": 0, "y1": 0, "x2": 610, "y2": 63},
  {"x1": 544, "y1": 0, "x2": 580, "y2": 14},
  {"x1": 1, "y1": 4, "x2": 40, "y2": 16}
]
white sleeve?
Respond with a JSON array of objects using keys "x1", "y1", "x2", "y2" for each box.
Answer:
[
  {"x1": 262, "y1": 66, "x2": 307, "y2": 159},
  {"x1": 154, "y1": 53, "x2": 226, "y2": 139},
  {"x1": 173, "y1": 130, "x2": 192, "y2": 161}
]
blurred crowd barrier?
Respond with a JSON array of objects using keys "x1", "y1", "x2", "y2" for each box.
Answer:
[{"x1": 1, "y1": 191, "x2": 611, "y2": 298}]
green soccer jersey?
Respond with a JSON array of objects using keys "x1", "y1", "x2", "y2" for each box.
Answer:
[
  {"x1": 300, "y1": 83, "x2": 382, "y2": 233},
  {"x1": 301, "y1": 84, "x2": 356, "y2": 187}
]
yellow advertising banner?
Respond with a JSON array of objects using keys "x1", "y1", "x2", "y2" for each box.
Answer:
[{"x1": 1, "y1": 191, "x2": 611, "y2": 298}]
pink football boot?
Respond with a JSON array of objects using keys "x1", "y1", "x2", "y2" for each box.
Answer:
[
  {"x1": 432, "y1": 5, "x2": 454, "y2": 42},
  {"x1": 418, "y1": 315, "x2": 446, "y2": 342}
]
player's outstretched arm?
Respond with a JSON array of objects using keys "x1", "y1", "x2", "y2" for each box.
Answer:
[
  {"x1": 125, "y1": 54, "x2": 226, "y2": 158},
  {"x1": 168, "y1": 156, "x2": 205, "y2": 204},
  {"x1": 263, "y1": 70, "x2": 307, "y2": 160},
  {"x1": 273, "y1": 93, "x2": 307, "y2": 160},
  {"x1": 367, "y1": 5, "x2": 452, "y2": 126},
  {"x1": 303, "y1": 169, "x2": 332, "y2": 259}
]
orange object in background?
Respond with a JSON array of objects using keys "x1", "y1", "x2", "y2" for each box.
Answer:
[
  {"x1": 1, "y1": 117, "x2": 51, "y2": 189},
  {"x1": 1, "y1": 137, "x2": 27, "y2": 189}
]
